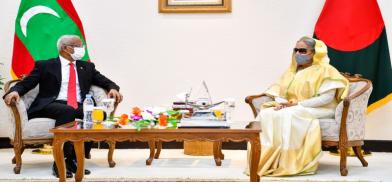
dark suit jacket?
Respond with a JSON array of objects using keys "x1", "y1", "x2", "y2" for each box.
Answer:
[{"x1": 4, "y1": 57, "x2": 120, "y2": 114}]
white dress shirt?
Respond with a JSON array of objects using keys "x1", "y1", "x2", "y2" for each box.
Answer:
[{"x1": 56, "y1": 56, "x2": 82, "y2": 103}]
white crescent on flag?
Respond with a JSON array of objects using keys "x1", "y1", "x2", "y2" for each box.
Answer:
[{"x1": 20, "y1": 5, "x2": 60, "y2": 37}]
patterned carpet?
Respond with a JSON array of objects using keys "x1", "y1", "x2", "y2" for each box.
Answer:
[
  {"x1": 0, "y1": 180, "x2": 247, "y2": 182},
  {"x1": 0, "y1": 149, "x2": 390, "y2": 182}
]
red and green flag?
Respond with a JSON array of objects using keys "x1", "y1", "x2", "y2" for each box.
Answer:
[
  {"x1": 314, "y1": 0, "x2": 392, "y2": 112},
  {"x1": 11, "y1": 0, "x2": 90, "y2": 79}
]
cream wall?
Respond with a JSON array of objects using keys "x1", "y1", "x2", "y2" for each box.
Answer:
[{"x1": 0, "y1": 0, "x2": 391, "y2": 140}]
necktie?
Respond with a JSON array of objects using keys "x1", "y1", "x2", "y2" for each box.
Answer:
[{"x1": 67, "y1": 63, "x2": 78, "y2": 109}]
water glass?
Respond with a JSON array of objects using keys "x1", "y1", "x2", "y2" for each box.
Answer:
[
  {"x1": 102, "y1": 98, "x2": 115, "y2": 121},
  {"x1": 224, "y1": 99, "x2": 235, "y2": 121}
]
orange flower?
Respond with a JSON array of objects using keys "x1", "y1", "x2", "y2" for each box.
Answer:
[
  {"x1": 118, "y1": 114, "x2": 128, "y2": 125},
  {"x1": 132, "y1": 107, "x2": 142, "y2": 116},
  {"x1": 121, "y1": 114, "x2": 128, "y2": 120},
  {"x1": 118, "y1": 118, "x2": 126, "y2": 125},
  {"x1": 159, "y1": 114, "x2": 168, "y2": 126}
]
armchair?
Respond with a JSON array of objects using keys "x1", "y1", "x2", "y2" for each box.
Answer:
[
  {"x1": 245, "y1": 74, "x2": 372, "y2": 176},
  {"x1": 3, "y1": 79, "x2": 118, "y2": 174}
]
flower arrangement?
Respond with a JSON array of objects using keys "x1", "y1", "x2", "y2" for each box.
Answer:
[{"x1": 117, "y1": 107, "x2": 180, "y2": 131}]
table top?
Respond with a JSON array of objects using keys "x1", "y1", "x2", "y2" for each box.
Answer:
[{"x1": 50, "y1": 120, "x2": 261, "y2": 134}]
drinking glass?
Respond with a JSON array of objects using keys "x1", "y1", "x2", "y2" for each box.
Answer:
[
  {"x1": 102, "y1": 98, "x2": 115, "y2": 121},
  {"x1": 92, "y1": 107, "x2": 105, "y2": 121},
  {"x1": 224, "y1": 99, "x2": 235, "y2": 121},
  {"x1": 92, "y1": 107, "x2": 105, "y2": 129}
]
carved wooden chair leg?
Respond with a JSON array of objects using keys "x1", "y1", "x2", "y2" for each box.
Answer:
[
  {"x1": 154, "y1": 141, "x2": 162, "y2": 159},
  {"x1": 107, "y1": 141, "x2": 116, "y2": 168},
  {"x1": 339, "y1": 145, "x2": 348, "y2": 176},
  {"x1": 13, "y1": 145, "x2": 23, "y2": 174},
  {"x1": 353, "y1": 146, "x2": 368, "y2": 167},
  {"x1": 12, "y1": 146, "x2": 24, "y2": 164}
]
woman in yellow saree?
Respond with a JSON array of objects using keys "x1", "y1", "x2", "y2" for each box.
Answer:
[{"x1": 247, "y1": 37, "x2": 349, "y2": 176}]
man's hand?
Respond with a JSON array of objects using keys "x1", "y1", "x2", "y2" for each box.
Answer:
[
  {"x1": 4, "y1": 91, "x2": 20, "y2": 105},
  {"x1": 108, "y1": 89, "x2": 123, "y2": 103},
  {"x1": 274, "y1": 101, "x2": 297, "y2": 111}
]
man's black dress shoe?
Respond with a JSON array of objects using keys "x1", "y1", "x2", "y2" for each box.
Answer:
[
  {"x1": 52, "y1": 162, "x2": 73, "y2": 178},
  {"x1": 66, "y1": 158, "x2": 91, "y2": 175}
]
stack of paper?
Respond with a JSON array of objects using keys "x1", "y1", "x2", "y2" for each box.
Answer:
[{"x1": 179, "y1": 118, "x2": 230, "y2": 128}]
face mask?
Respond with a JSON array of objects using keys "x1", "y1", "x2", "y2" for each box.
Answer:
[
  {"x1": 70, "y1": 46, "x2": 85, "y2": 61},
  {"x1": 295, "y1": 54, "x2": 311, "y2": 65}
]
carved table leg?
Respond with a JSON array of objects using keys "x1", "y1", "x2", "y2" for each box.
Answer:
[
  {"x1": 213, "y1": 142, "x2": 222, "y2": 166},
  {"x1": 154, "y1": 141, "x2": 162, "y2": 159},
  {"x1": 107, "y1": 141, "x2": 116, "y2": 167},
  {"x1": 52, "y1": 138, "x2": 66, "y2": 182},
  {"x1": 250, "y1": 137, "x2": 261, "y2": 182},
  {"x1": 218, "y1": 141, "x2": 224, "y2": 160},
  {"x1": 146, "y1": 140, "x2": 156, "y2": 165},
  {"x1": 74, "y1": 141, "x2": 85, "y2": 182}
]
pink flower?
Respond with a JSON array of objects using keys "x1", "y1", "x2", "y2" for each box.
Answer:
[{"x1": 131, "y1": 115, "x2": 142, "y2": 121}]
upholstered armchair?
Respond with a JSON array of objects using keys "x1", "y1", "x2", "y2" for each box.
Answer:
[
  {"x1": 3, "y1": 79, "x2": 118, "y2": 174},
  {"x1": 245, "y1": 74, "x2": 372, "y2": 176}
]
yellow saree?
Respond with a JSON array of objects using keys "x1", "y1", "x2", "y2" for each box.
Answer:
[{"x1": 246, "y1": 39, "x2": 349, "y2": 176}]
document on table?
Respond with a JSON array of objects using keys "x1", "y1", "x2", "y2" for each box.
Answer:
[{"x1": 179, "y1": 118, "x2": 230, "y2": 128}]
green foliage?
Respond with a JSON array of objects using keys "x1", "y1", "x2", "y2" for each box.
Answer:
[
  {"x1": 0, "y1": 63, "x2": 4, "y2": 90},
  {"x1": 167, "y1": 118, "x2": 178, "y2": 128},
  {"x1": 0, "y1": 77, "x2": 3, "y2": 90},
  {"x1": 134, "y1": 120, "x2": 153, "y2": 131}
]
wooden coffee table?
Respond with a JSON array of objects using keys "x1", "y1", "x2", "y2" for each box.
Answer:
[{"x1": 50, "y1": 121, "x2": 261, "y2": 182}]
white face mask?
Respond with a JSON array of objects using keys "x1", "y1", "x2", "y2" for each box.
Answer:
[{"x1": 70, "y1": 46, "x2": 85, "y2": 61}]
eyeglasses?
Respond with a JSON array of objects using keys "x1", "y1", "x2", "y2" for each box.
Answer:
[{"x1": 293, "y1": 48, "x2": 308, "y2": 54}]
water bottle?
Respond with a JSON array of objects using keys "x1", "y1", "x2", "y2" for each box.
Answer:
[{"x1": 83, "y1": 94, "x2": 94, "y2": 129}]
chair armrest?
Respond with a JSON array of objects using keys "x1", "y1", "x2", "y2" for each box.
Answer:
[
  {"x1": 344, "y1": 78, "x2": 372, "y2": 101},
  {"x1": 246, "y1": 121, "x2": 261, "y2": 129},
  {"x1": 3, "y1": 79, "x2": 22, "y2": 93},
  {"x1": 336, "y1": 78, "x2": 373, "y2": 142},
  {"x1": 89, "y1": 85, "x2": 119, "y2": 117},
  {"x1": 245, "y1": 93, "x2": 273, "y2": 118},
  {"x1": 5, "y1": 99, "x2": 29, "y2": 142},
  {"x1": 3, "y1": 79, "x2": 26, "y2": 140}
]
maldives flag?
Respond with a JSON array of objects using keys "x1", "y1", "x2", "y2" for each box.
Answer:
[
  {"x1": 314, "y1": 0, "x2": 392, "y2": 112},
  {"x1": 11, "y1": 0, "x2": 90, "y2": 79}
]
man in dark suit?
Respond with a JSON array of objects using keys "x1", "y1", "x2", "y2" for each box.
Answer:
[{"x1": 3, "y1": 35, "x2": 123, "y2": 178}]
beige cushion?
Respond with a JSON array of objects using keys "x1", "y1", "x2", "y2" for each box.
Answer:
[
  {"x1": 23, "y1": 85, "x2": 39, "y2": 110},
  {"x1": 22, "y1": 118, "x2": 55, "y2": 139},
  {"x1": 89, "y1": 85, "x2": 108, "y2": 106},
  {"x1": 320, "y1": 118, "x2": 340, "y2": 141}
]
